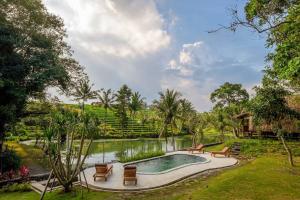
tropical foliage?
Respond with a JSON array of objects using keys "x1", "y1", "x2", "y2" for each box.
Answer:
[
  {"x1": 43, "y1": 107, "x2": 100, "y2": 192},
  {"x1": 0, "y1": 0, "x2": 84, "y2": 171}
]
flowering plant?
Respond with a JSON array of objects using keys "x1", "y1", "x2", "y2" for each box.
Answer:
[{"x1": 19, "y1": 165, "x2": 30, "y2": 179}]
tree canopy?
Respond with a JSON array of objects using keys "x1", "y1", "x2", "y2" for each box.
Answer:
[
  {"x1": 0, "y1": 0, "x2": 84, "y2": 170},
  {"x1": 210, "y1": 82, "x2": 249, "y2": 108}
]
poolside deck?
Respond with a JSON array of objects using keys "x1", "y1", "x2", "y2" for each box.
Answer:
[{"x1": 80, "y1": 151, "x2": 238, "y2": 191}]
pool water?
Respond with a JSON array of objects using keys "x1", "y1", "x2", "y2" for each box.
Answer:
[{"x1": 134, "y1": 154, "x2": 207, "y2": 174}]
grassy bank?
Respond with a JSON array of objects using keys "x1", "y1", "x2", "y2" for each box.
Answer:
[
  {"x1": 119, "y1": 151, "x2": 165, "y2": 163},
  {"x1": 2, "y1": 138, "x2": 300, "y2": 200},
  {"x1": 1, "y1": 154, "x2": 299, "y2": 200}
]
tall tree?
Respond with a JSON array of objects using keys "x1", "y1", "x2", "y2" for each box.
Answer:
[
  {"x1": 187, "y1": 112, "x2": 210, "y2": 147},
  {"x1": 153, "y1": 89, "x2": 182, "y2": 150},
  {"x1": 114, "y1": 85, "x2": 132, "y2": 137},
  {"x1": 210, "y1": 82, "x2": 249, "y2": 138},
  {"x1": 0, "y1": 0, "x2": 84, "y2": 172},
  {"x1": 250, "y1": 76, "x2": 300, "y2": 166},
  {"x1": 129, "y1": 91, "x2": 145, "y2": 120},
  {"x1": 210, "y1": 82, "x2": 249, "y2": 108},
  {"x1": 179, "y1": 98, "x2": 195, "y2": 133},
  {"x1": 72, "y1": 78, "x2": 98, "y2": 111},
  {"x1": 98, "y1": 88, "x2": 115, "y2": 135},
  {"x1": 211, "y1": 108, "x2": 229, "y2": 142}
]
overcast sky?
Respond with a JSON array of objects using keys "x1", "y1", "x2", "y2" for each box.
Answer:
[{"x1": 43, "y1": 0, "x2": 268, "y2": 111}]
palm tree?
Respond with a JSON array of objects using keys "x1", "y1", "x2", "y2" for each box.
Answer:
[
  {"x1": 211, "y1": 108, "x2": 228, "y2": 142},
  {"x1": 179, "y1": 98, "x2": 195, "y2": 133},
  {"x1": 72, "y1": 78, "x2": 98, "y2": 111},
  {"x1": 153, "y1": 89, "x2": 182, "y2": 151},
  {"x1": 128, "y1": 92, "x2": 145, "y2": 135},
  {"x1": 114, "y1": 84, "x2": 132, "y2": 137},
  {"x1": 187, "y1": 112, "x2": 209, "y2": 147},
  {"x1": 98, "y1": 89, "x2": 115, "y2": 135},
  {"x1": 129, "y1": 92, "x2": 145, "y2": 119}
]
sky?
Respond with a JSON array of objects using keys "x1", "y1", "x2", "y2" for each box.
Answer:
[{"x1": 43, "y1": 0, "x2": 268, "y2": 111}]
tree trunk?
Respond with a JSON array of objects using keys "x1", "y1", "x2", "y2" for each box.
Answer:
[
  {"x1": 280, "y1": 135, "x2": 294, "y2": 167},
  {"x1": 63, "y1": 183, "x2": 72, "y2": 193},
  {"x1": 221, "y1": 128, "x2": 225, "y2": 142},
  {"x1": 171, "y1": 125, "x2": 175, "y2": 151},
  {"x1": 102, "y1": 142, "x2": 105, "y2": 163},
  {"x1": 192, "y1": 132, "x2": 196, "y2": 148},
  {"x1": 233, "y1": 128, "x2": 239, "y2": 138},
  {"x1": 82, "y1": 102, "x2": 85, "y2": 112},
  {"x1": 104, "y1": 109, "x2": 107, "y2": 136},
  {"x1": 0, "y1": 123, "x2": 5, "y2": 173},
  {"x1": 165, "y1": 135, "x2": 168, "y2": 152}
]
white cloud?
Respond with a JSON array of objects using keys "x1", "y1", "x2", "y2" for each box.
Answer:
[
  {"x1": 163, "y1": 41, "x2": 262, "y2": 111},
  {"x1": 42, "y1": 1, "x2": 263, "y2": 111},
  {"x1": 43, "y1": 0, "x2": 173, "y2": 103},
  {"x1": 179, "y1": 51, "x2": 191, "y2": 64},
  {"x1": 43, "y1": 0, "x2": 171, "y2": 58}
]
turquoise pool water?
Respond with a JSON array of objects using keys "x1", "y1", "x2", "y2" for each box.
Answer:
[{"x1": 134, "y1": 154, "x2": 207, "y2": 174}]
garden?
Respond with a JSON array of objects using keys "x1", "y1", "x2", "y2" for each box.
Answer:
[{"x1": 1, "y1": 0, "x2": 300, "y2": 199}]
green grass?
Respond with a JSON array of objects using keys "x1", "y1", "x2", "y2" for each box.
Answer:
[
  {"x1": 204, "y1": 138, "x2": 300, "y2": 157},
  {"x1": 119, "y1": 150, "x2": 165, "y2": 163},
  {"x1": 1, "y1": 155, "x2": 299, "y2": 200}
]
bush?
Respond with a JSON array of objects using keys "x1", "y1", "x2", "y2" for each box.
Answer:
[
  {"x1": 2, "y1": 148, "x2": 21, "y2": 173},
  {"x1": 120, "y1": 151, "x2": 165, "y2": 163},
  {"x1": 0, "y1": 183, "x2": 32, "y2": 193},
  {"x1": 223, "y1": 138, "x2": 300, "y2": 157}
]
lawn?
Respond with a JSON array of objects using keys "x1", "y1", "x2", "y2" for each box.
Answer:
[{"x1": 1, "y1": 154, "x2": 300, "y2": 200}]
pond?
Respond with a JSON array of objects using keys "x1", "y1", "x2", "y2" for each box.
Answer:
[{"x1": 84, "y1": 135, "x2": 219, "y2": 164}]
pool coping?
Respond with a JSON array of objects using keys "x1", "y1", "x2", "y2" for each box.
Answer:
[
  {"x1": 124, "y1": 153, "x2": 211, "y2": 175},
  {"x1": 80, "y1": 152, "x2": 239, "y2": 192},
  {"x1": 82, "y1": 159, "x2": 239, "y2": 192}
]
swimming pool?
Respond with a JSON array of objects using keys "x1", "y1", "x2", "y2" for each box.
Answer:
[{"x1": 129, "y1": 154, "x2": 208, "y2": 174}]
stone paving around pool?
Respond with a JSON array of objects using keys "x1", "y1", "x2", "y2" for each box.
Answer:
[{"x1": 80, "y1": 151, "x2": 238, "y2": 191}]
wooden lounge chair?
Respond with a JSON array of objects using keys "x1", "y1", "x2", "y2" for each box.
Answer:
[
  {"x1": 93, "y1": 163, "x2": 113, "y2": 181},
  {"x1": 188, "y1": 144, "x2": 205, "y2": 154},
  {"x1": 211, "y1": 147, "x2": 230, "y2": 157},
  {"x1": 123, "y1": 165, "x2": 137, "y2": 185}
]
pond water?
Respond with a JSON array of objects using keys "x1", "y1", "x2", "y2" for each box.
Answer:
[{"x1": 84, "y1": 136, "x2": 219, "y2": 164}]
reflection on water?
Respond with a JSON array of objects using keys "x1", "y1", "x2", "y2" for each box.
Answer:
[{"x1": 85, "y1": 136, "x2": 219, "y2": 164}]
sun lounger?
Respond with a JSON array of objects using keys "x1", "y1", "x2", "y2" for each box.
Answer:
[
  {"x1": 211, "y1": 147, "x2": 230, "y2": 157},
  {"x1": 93, "y1": 163, "x2": 113, "y2": 181},
  {"x1": 188, "y1": 144, "x2": 205, "y2": 154},
  {"x1": 123, "y1": 165, "x2": 137, "y2": 185}
]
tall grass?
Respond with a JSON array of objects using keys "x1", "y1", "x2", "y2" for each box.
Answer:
[{"x1": 120, "y1": 151, "x2": 165, "y2": 163}]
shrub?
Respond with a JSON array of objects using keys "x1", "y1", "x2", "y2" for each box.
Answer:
[
  {"x1": 2, "y1": 148, "x2": 21, "y2": 173},
  {"x1": 120, "y1": 151, "x2": 165, "y2": 163},
  {"x1": 0, "y1": 183, "x2": 32, "y2": 193}
]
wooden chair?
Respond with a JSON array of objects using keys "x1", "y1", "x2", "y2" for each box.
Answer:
[
  {"x1": 123, "y1": 165, "x2": 137, "y2": 185},
  {"x1": 211, "y1": 147, "x2": 230, "y2": 157},
  {"x1": 188, "y1": 144, "x2": 205, "y2": 154},
  {"x1": 93, "y1": 163, "x2": 113, "y2": 181}
]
